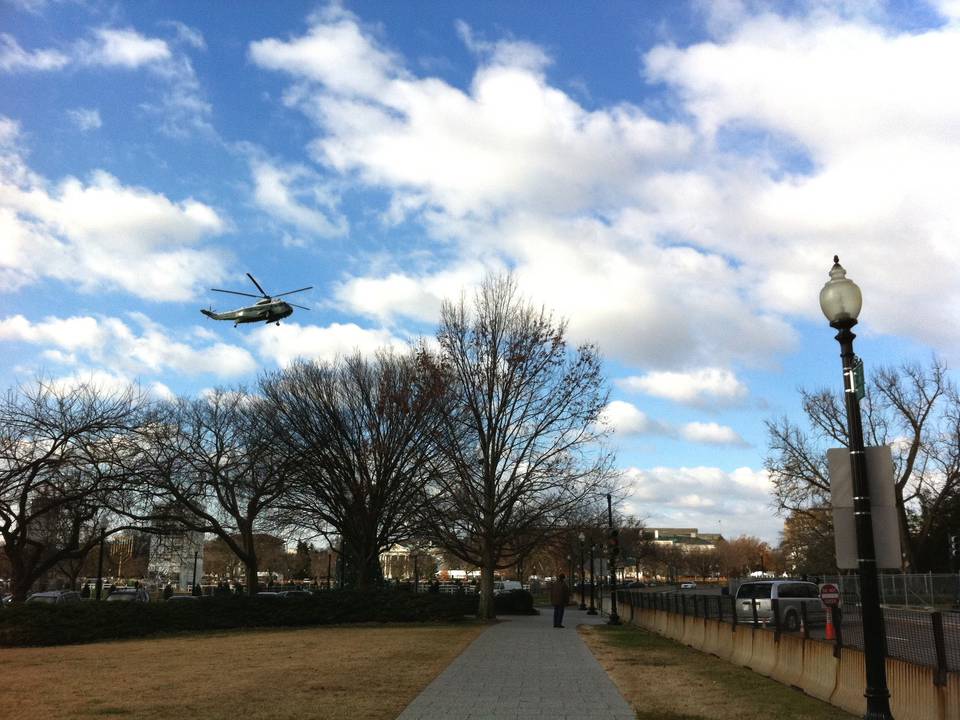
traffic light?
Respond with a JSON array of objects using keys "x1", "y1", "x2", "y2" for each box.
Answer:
[
  {"x1": 950, "y1": 534, "x2": 960, "y2": 559},
  {"x1": 608, "y1": 528, "x2": 620, "y2": 556}
]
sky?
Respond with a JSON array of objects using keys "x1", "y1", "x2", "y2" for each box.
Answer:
[{"x1": 2, "y1": 0, "x2": 959, "y2": 544}]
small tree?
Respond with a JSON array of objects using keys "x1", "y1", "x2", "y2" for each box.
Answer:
[
  {"x1": 129, "y1": 389, "x2": 289, "y2": 595},
  {"x1": 262, "y1": 351, "x2": 446, "y2": 591},
  {"x1": 0, "y1": 379, "x2": 141, "y2": 600},
  {"x1": 425, "y1": 275, "x2": 613, "y2": 619}
]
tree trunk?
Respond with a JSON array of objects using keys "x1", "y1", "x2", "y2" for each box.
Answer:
[
  {"x1": 478, "y1": 547, "x2": 496, "y2": 620},
  {"x1": 10, "y1": 556, "x2": 32, "y2": 602}
]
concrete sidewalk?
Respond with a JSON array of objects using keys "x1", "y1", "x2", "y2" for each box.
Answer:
[{"x1": 396, "y1": 608, "x2": 635, "y2": 720}]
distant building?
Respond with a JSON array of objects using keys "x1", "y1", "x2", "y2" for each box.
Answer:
[
  {"x1": 643, "y1": 528, "x2": 721, "y2": 551},
  {"x1": 148, "y1": 528, "x2": 204, "y2": 589}
]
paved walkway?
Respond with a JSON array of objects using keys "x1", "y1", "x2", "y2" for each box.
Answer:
[{"x1": 396, "y1": 607, "x2": 635, "y2": 720}]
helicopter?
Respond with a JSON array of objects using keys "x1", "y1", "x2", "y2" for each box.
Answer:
[{"x1": 201, "y1": 273, "x2": 313, "y2": 327}]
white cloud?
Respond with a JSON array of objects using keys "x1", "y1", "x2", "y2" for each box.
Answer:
[
  {"x1": 162, "y1": 21, "x2": 206, "y2": 50},
  {"x1": 0, "y1": 136, "x2": 228, "y2": 299},
  {"x1": 0, "y1": 33, "x2": 69, "y2": 72},
  {"x1": 249, "y1": 157, "x2": 347, "y2": 238},
  {"x1": 619, "y1": 368, "x2": 748, "y2": 406},
  {"x1": 679, "y1": 421, "x2": 748, "y2": 446},
  {"x1": 66, "y1": 107, "x2": 102, "y2": 131},
  {"x1": 250, "y1": 7, "x2": 960, "y2": 364},
  {"x1": 0, "y1": 313, "x2": 257, "y2": 379},
  {"x1": 599, "y1": 400, "x2": 667, "y2": 436},
  {"x1": 81, "y1": 28, "x2": 171, "y2": 68},
  {"x1": 622, "y1": 465, "x2": 778, "y2": 541},
  {"x1": 640, "y1": 11, "x2": 960, "y2": 351},
  {"x1": 247, "y1": 321, "x2": 407, "y2": 367}
]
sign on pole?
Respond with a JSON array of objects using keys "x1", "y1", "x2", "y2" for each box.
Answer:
[
  {"x1": 819, "y1": 582, "x2": 841, "y2": 607},
  {"x1": 828, "y1": 445, "x2": 902, "y2": 569},
  {"x1": 853, "y1": 357, "x2": 865, "y2": 401}
]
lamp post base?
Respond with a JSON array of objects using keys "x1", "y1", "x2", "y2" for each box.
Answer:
[
  {"x1": 587, "y1": 607, "x2": 597, "y2": 615},
  {"x1": 607, "y1": 613, "x2": 621, "y2": 626}
]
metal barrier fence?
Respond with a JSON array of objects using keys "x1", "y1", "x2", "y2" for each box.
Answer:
[
  {"x1": 819, "y1": 573, "x2": 960, "y2": 609},
  {"x1": 620, "y1": 590, "x2": 960, "y2": 680}
]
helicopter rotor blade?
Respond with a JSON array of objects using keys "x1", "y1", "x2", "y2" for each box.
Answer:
[
  {"x1": 272, "y1": 286, "x2": 313, "y2": 298},
  {"x1": 288, "y1": 303, "x2": 311, "y2": 311},
  {"x1": 246, "y1": 273, "x2": 269, "y2": 297},
  {"x1": 211, "y1": 288, "x2": 262, "y2": 299}
]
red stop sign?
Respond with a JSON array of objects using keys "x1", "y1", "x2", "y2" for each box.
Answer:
[{"x1": 820, "y1": 583, "x2": 841, "y2": 607}]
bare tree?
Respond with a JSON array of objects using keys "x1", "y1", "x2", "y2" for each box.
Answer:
[
  {"x1": 129, "y1": 389, "x2": 289, "y2": 595},
  {"x1": 0, "y1": 379, "x2": 141, "y2": 600},
  {"x1": 425, "y1": 275, "x2": 613, "y2": 619},
  {"x1": 261, "y1": 350, "x2": 446, "y2": 591},
  {"x1": 765, "y1": 358, "x2": 960, "y2": 569}
]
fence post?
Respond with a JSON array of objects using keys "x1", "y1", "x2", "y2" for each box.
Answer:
[
  {"x1": 831, "y1": 606, "x2": 843, "y2": 658},
  {"x1": 717, "y1": 594, "x2": 724, "y2": 622},
  {"x1": 731, "y1": 595, "x2": 737, "y2": 630},
  {"x1": 931, "y1": 611, "x2": 948, "y2": 687},
  {"x1": 800, "y1": 601, "x2": 810, "y2": 640},
  {"x1": 681, "y1": 594, "x2": 687, "y2": 618},
  {"x1": 771, "y1": 597, "x2": 781, "y2": 641},
  {"x1": 693, "y1": 594, "x2": 699, "y2": 618},
  {"x1": 751, "y1": 597, "x2": 759, "y2": 626}
]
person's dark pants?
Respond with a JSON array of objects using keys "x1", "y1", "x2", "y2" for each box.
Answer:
[{"x1": 553, "y1": 604, "x2": 565, "y2": 627}]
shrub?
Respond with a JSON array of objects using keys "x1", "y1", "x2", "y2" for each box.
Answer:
[
  {"x1": 0, "y1": 590, "x2": 471, "y2": 647},
  {"x1": 494, "y1": 589, "x2": 537, "y2": 615}
]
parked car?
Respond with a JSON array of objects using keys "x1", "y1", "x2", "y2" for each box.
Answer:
[
  {"x1": 278, "y1": 590, "x2": 313, "y2": 599},
  {"x1": 735, "y1": 580, "x2": 825, "y2": 631},
  {"x1": 680, "y1": 582, "x2": 697, "y2": 590},
  {"x1": 493, "y1": 580, "x2": 523, "y2": 596},
  {"x1": 106, "y1": 587, "x2": 150, "y2": 603},
  {"x1": 26, "y1": 590, "x2": 82, "y2": 604},
  {"x1": 166, "y1": 594, "x2": 200, "y2": 602}
]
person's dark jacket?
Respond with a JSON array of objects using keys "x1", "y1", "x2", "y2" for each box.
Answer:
[{"x1": 549, "y1": 580, "x2": 570, "y2": 606}]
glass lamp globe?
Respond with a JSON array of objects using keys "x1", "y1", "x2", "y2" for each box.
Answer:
[
  {"x1": 819, "y1": 256, "x2": 862, "y2": 324},
  {"x1": 578, "y1": 531, "x2": 585, "y2": 542}
]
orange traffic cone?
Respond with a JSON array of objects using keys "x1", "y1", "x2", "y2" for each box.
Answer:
[{"x1": 825, "y1": 611, "x2": 836, "y2": 640}]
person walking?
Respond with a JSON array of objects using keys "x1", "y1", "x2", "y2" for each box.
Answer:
[{"x1": 550, "y1": 573, "x2": 571, "y2": 628}]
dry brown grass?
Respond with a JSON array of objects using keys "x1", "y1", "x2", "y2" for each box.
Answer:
[
  {"x1": 580, "y1": 624, "x2": 854, "y2": 720},
  {"x1": 0, "y1": 623, "x2": 486, "y2": 720}
]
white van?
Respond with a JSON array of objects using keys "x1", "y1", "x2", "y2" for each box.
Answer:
[
  {"x1": 493, "y1": 580, "x2": 522, "y2": 596},
  {"x1": 735, "y1": 580, "x2": 826, "y2": 630}
]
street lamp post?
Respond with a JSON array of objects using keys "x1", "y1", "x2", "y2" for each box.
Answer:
[
  {"x1": 191, "y1": 550, "x2": 200, "y2": 596},
  {"x1": 95, "y1": 527, "x2": 106, "y2": 601},
  {"x1": 587, "y1": 543, "x2": 597, "y2": 615},
  {"x1": 578, "y1": 532, "x2": 587, "y2": 610},
  {"x1": 606, "y1": 493, "x2": 621, "y2": 625},
  {"x1": 819, "y1": 256, "x2": 893, "y2": 720},
  {"x1": 567, "y1": 554, "x2": 574, "y2": 593}
]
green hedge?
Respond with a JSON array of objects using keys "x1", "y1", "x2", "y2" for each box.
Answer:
[
  {"x1": 493, "y1": 589, "x2": 537, "y2": 615},
  {"x1": 0, "y1": 590, "x2": 472, "y2": 647}
]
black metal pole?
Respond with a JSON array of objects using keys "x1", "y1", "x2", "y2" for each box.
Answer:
[
  {"x1": 568, "y1": 555, "x2": 574, "y2": 593},
  {"x1": 833, "y1": 319, "x2": 893, "y2": 720},
  {"x1": 579, "y1": 541, "x2": 587, "y2": 610},
  {"x1": 192, "y1": 550, "x2": 199, "y2": 595},
  {"x1": 95, "y1": 528, "x2": 105, "y2": 601},
  {"x1": 607, "y1": 493, "x2": 621, "y2": 625},
  {"x1": 587, "y1": 544, "x2": 597, "y2": 615},
  {"x1": 327, "y1": 551, "x2": 332, "y2": 590},
  {"x1": 414, "y1": 553, "x2": 419, "y2": 593}
]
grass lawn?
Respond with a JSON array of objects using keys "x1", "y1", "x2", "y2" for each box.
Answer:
[
  {"x1": 579, "y1": 624, "x2": 856, "y2": 720},
  {"x1": 0, "y1": 623, "x2": 486, "y2": 720}
]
